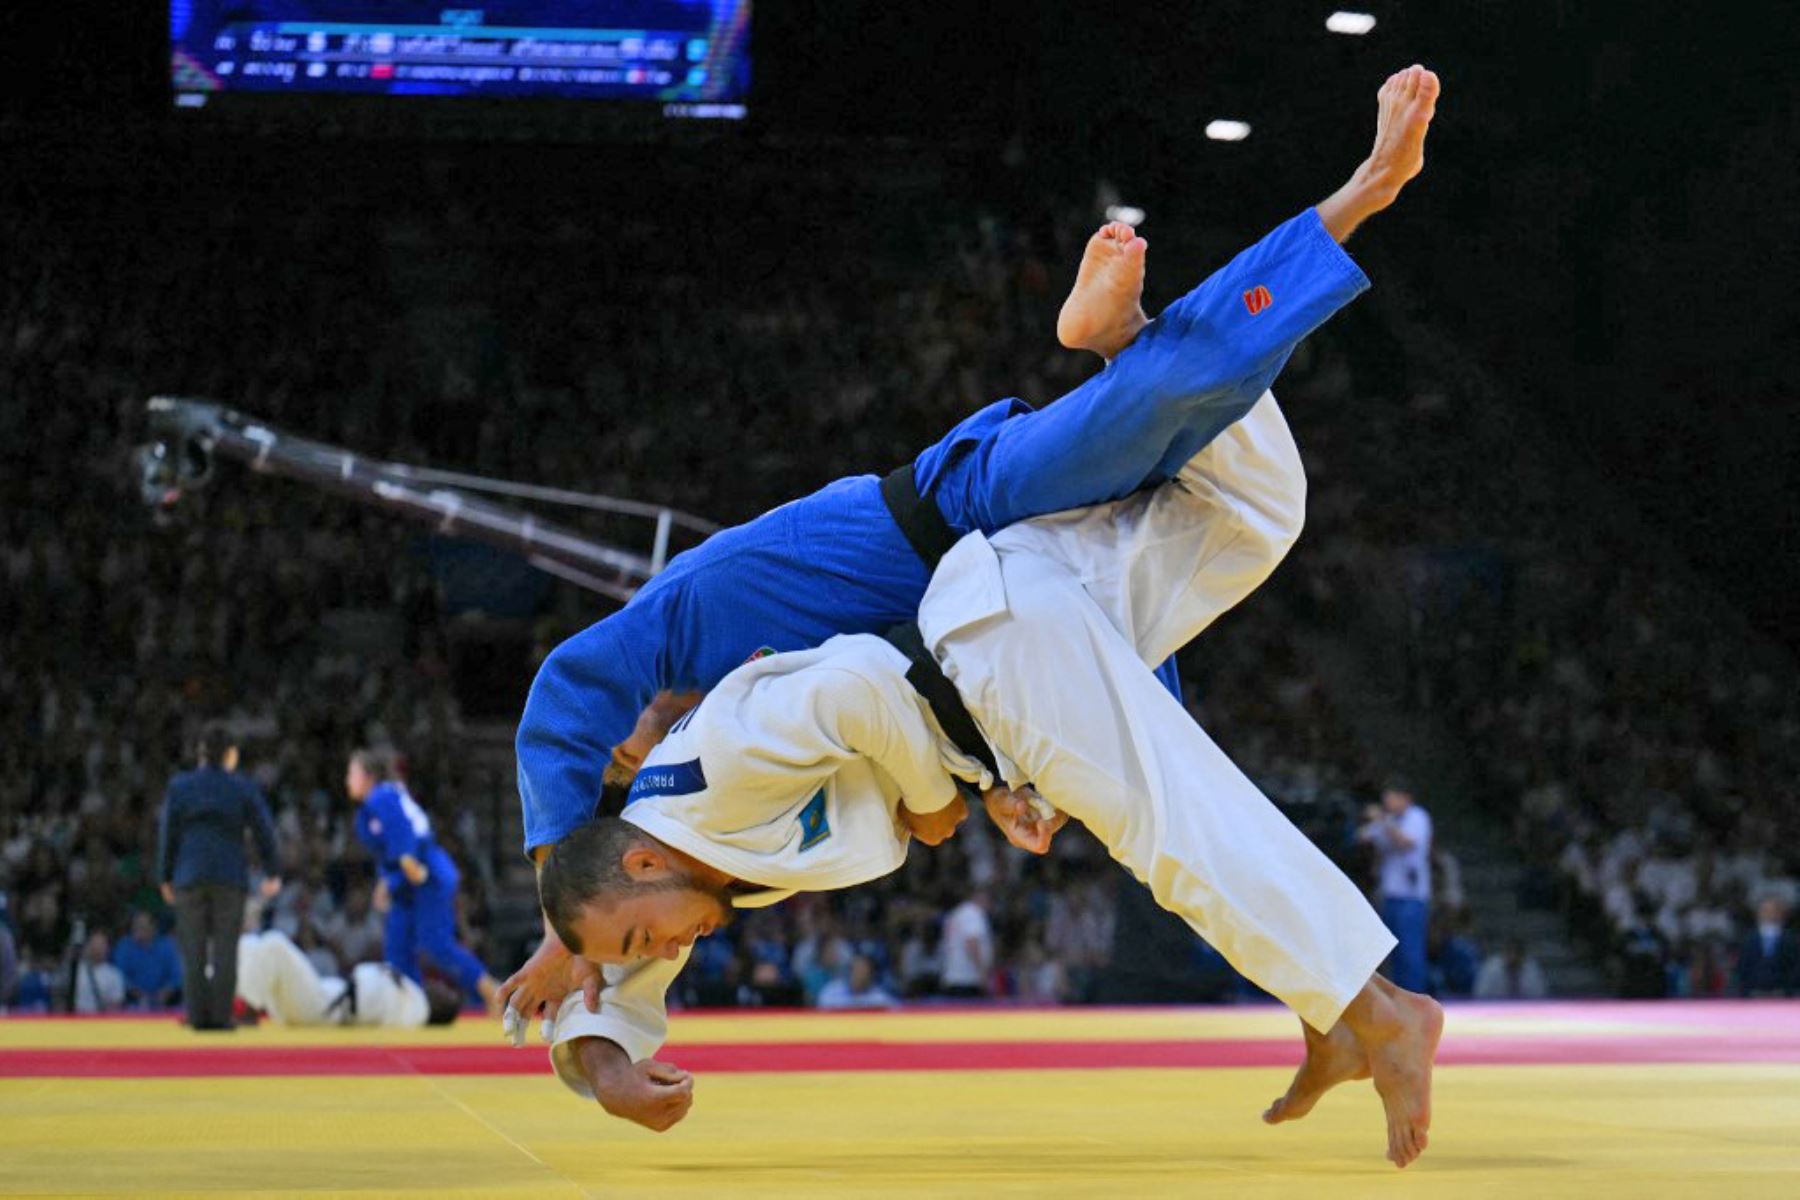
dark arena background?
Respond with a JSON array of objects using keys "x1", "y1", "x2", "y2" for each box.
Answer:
[{"x1": 2, "y1": 3, "x2": 1798, "y2": 1196}]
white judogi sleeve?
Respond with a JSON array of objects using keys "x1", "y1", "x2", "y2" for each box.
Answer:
[
  {"x1": 547, "y1": 950, "x2": 689, "y2": 1099},
  {"x1": 693, "y1": 644, "x2": 965, "y2": 816},
  {"x1": 622, "y1": 637, "x2": 973, "y2": 895}
]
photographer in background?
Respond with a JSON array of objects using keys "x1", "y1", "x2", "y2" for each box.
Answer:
[
  {"x1": 1358, "y1": 777, "x2": 1433, "y2": 993},
  {"x1": 158, "y1": 726, "x2": 281, "y2": 1031}
]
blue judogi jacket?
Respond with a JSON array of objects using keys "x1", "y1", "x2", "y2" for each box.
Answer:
[
  {"x1": 354, "y1": 782, "x2": 459, "y2": 896},
  {"x1": 517, "y1": 208, "x2": 1370, "y2": 852}
]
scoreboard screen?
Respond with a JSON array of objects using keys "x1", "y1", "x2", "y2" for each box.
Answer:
[{"x1": 170, "y1": 2, "x2": 751, "y2": 110}]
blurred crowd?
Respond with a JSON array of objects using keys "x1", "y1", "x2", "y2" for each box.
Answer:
[
  {"x1": 1287, "y1": 291, "x2": 1800, "y2": 999},
  {"x1": 3, "y1": 135, "x2": 1794, "y2": 1015}
]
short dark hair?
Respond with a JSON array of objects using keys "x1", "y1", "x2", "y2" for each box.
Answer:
[
  {"x1": 539, "y1": 818, "x2": 678, "y2": 956},
  {"x1": 423, "y1": 980, "x2": 462, "y2": 1026}
]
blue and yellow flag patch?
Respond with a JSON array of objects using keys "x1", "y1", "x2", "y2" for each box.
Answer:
[{"x1": 797, "y1": 789, "x2": 831, "y2": 851}]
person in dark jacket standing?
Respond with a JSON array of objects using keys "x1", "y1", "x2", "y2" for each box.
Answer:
[{"x1": 158, "y1": 726, "x2": 281, "y2": 1030}]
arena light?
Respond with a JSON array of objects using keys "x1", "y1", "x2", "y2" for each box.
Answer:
[
  {"x1": 1205, "y1": 120, "x2": 1251, "y2": 142},
  {"x1": 1326, "y1": 12, "x2": 1378, "y2": 35},
  {"x1": 1104, "y1": 204, "x2": 1146, "y2": 226}
]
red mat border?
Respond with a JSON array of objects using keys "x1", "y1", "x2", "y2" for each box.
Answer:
[{"x1": 6, "y1": 1031, "x2": 1800, "y2": 1079}]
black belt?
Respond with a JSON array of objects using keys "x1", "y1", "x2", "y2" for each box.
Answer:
[
  {"x1": 882, "y1": 620, "x2": 1000, "y2": 786},
  {"x1": 879, "y1": 464, "x2": 961, "y2": 570},
  {"x1": 878, "y1": 464, "x2": 999, "y2": 786}
]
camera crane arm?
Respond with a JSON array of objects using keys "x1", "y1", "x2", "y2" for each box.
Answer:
[{"x1": 134, "y1": 397, "x2": 707, "y2": 603}]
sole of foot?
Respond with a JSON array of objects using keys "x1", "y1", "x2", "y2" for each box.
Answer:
[
  {"x1": 1362, "y1": 64, "x2": 1441, "y2": 203},
  {"x1": 1056, "y1": 221, "x2": 1148, "y2": 358}
]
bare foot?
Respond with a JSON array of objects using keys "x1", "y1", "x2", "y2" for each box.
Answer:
[
  {"x1": 1262, "y1": 1018, "x2": 1371, "y2": 1126},
  {"x1": 1342, "y1": 977, "x2": 1444, "y2": 1169},
  {"x1": 1317, "y1": 65, "x2": 1443, "y2": 243},
  {"x1": 1361, "y1": 64, "x2": 1440, "y2": 203},
  {"x1": 1056, "y1": 221, "x2": 1149, "y2": 359},
  {"x1": 1353, "y1": 978, "x2": 1440, "y2": 1165}
]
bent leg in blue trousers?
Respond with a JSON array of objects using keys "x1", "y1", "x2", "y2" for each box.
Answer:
[
  {"x1": 917, "y1": 207, "x2": 1370, "y2": 534},
  {"x1": 411, "y1": 873, "x2": 490, "y2": 997}
]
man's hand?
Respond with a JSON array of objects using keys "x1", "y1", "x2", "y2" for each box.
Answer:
[
  {"x1": 612, "y1": 691, "x2": 704, "y2": 778},
  {"x1": 900, "y1": 795, "x2": 968, "y2": 846},
  {"x1": 983, "y1": 785, "x2": 1068, "y2": 855},
  {"x1": 497, "y1": 931, "x2": 604, "y2": 1035},
  {"x1": 259, "y1": 876, "x2": 283, "y2": 899},
  {"x1": 160, "y1": 883, "x2": 175, "y2": 905},
  {"x1": 372, "y1": 878, "x2": 391, "y2": 913},
  {"x1": 577, "y1": 1038, "x2": 695, "y2": 1132}
]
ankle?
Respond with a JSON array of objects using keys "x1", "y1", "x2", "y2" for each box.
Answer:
[{"x1": 1098, "y1": 309, "x2": 1150, "y2": 360}]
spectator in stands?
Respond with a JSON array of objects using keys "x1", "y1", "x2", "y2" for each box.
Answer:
[
  {"x1": 112, "y1": 910, "x2": 182, "y2": 1010},
  {"x1": 0, "y1": 905, "x2": 17, "y2": 1009},
  {"x1": 1474, "y1": 937, "x2": 1548, "y2": 1000},
  {"x1": 939, "y1": 887, "x2": 994, "y2": 999},
  {"x1": 1428, "y1": 913, "x2": 1480, "y2": 997},
  {"x1": 896, "y1": 916, "x2": 941, "y2": 998},
  {"x1": 70, "y1": 931, "x2": 126, "y2": 1014},
  {"x1": 320, "y1": 881, "x2": 384, "y2": 969},
  {"x1": 1737, "y1": 896, "x2": 1799, "y2": 997},
  {"x1": 1358, "y1": 778, "x2": 1433, "y2": 992},
  {"x1": 159, "y1": 727, "x2": 282, "y2": 1031},
  {"x1": 817, "y1": 955, "x2": 899, "y2": 1010},
  {"x1": 1016, "y1": 939, "x2": 1069, "y2": 1004}
]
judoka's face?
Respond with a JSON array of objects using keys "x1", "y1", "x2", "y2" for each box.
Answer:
[{"x1": 573, "y1": 882, "x2": 733, "y2": 966}]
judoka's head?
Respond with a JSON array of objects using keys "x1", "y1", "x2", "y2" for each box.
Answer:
[
  {"x1": 345, "y1": 747, "x2": 394, "y2": 803},
  {"x1": 424, "y1": 981, "x2": 463, "y2": 1026},
  {"x1": 539, "y1": 817, "x2": 734, "y2": 965}
]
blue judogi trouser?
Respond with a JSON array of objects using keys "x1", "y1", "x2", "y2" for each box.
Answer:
[
  {"x1": 920, "y1": 206, "x2": 1369, "y2": 697},
  {"x1": 384, "y1": 852, "x2": 489, "y2": 997},
  {"x1": 921, "y1": 207, "x2": 1367, "y2": 534}
]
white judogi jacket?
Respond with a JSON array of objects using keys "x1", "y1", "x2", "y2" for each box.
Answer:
[{"x1": 548, "y1": 634, "x2": 991, "y2": 1096}]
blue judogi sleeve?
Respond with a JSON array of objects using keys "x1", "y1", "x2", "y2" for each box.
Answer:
[
  {"x1": 356, "y1": 785, "x2": 418, "y2": 893},
  {"x1": 516, "y1": 604, "x2": 665, "y2": 855}
]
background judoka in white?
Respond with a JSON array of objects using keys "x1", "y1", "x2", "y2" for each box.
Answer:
[
  {"x1": 545, "y1": 392, "x2": 1395, "y2": 1097},
  {"x1": 237, "y1": 930, "x2": 431, "y2": 1028}
]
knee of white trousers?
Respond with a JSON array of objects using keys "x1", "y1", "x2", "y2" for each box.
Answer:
[{"x1": 1174, "y1": 391, "x2": 1307, "y2": 549}]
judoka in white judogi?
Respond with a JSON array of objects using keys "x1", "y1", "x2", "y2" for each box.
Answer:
[
  {"x1": 236, "y1": 930, "x2": 440, "y2": 1028},
  {"x1": 538, "y1": 392, "x2": 1396, "y2": 1098}
]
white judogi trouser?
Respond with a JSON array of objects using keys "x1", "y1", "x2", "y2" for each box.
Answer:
[{"x1": 923, "y1": 393, "x2": 1396, "y2": 1031}]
